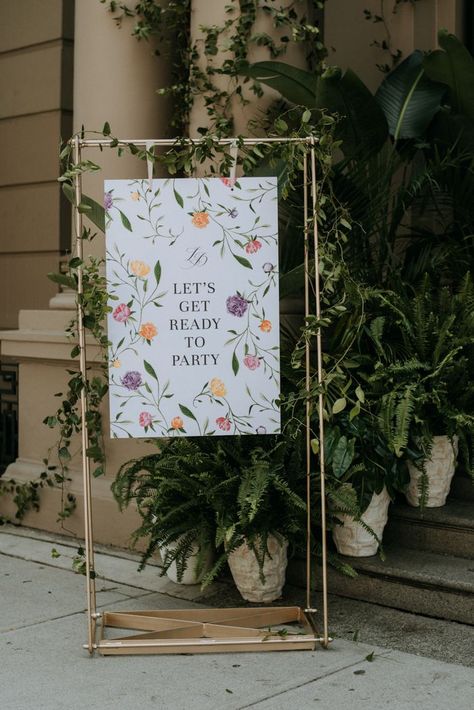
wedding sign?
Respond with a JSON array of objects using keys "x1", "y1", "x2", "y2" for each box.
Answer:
[{"x1": 105, "y1": 177, "x2": 280, "y2": 438}]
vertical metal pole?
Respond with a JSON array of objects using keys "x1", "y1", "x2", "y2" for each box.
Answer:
[
  {"x1": 303, "y1": 152, "x2": 312, "y2": 612},
  {"x1": 310, "y1": 138, "x2": 329, "y2": 647},
  {"x1": 73, "y1": 136, "x2": 97, "y2": 654}
]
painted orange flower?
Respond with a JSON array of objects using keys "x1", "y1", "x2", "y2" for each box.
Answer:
[
  {"x1": 130, "y1": 191, "x2": 141, "y2": 201},
  {"x1": 171, "y1": 416, "x2": 183, "y2": 430},
  {"x1": 259, "y1": 319, "x2": 272, "y2": 333},
  {"x1": 191, "y1": 211, "x2": 210, "y2": 229},
  {"x1": 210, "y1": 378, "x2": 227, "y2": 397},
  {"x1": 111, "y1": 359, "x2": 121, "y2": 368},
  {"x1": 130, "y1": 260, "x2": 150, "y2": 277},
  {"x1": 139, "y1": 322, "x2": 158, "y2": 340}
]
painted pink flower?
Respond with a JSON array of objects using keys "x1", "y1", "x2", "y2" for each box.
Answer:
[
  {"x1": 245, "y1": 239, "x2": 262, "y2": 254},
  {"x1": 216, "y1": 416, "x2": 231, "y2": 431},
  {"x1": 220, "y1": 177, "x2": 236, "y2": 188},
  {"x1": 243, "y1": 355, "x2": 260, "y2": 371},
  {"x1": 112, "y1": 303, "x2": 131, "y2": 323},
  {"x1": 139, "y1": 411, "x2": 153, "y2": 428}
]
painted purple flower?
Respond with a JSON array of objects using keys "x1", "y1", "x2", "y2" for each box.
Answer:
[
  {"x1": 121, "y1": 371, "x2": 142, "y2": 391},
  {"x1": 229, "y1": 208, "x2": 238, "y2": 219},
  {"x1": 104, "y1": 191, "x2": 113, "y2": 211},
  {"x1": 262, "y1": 262, "x2": 274, "y2": 273},
  {"x1": 226, "y1": 294, "x2": 248, "y2": 317},
  {"x1": 256, "y1": 426, "x2": 267, "y2": 435}
]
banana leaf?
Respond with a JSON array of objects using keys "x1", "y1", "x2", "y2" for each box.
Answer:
[
  {"x1": 375, "y1": 50, "x2": 446, "y2": 140},
  {"x1": 423, "y1": 30, "x2": 474, "y2": 120}
]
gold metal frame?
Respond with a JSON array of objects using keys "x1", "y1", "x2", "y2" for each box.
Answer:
[{"x1": 71, "y1": 135, "x2": 329, "y2": 655}]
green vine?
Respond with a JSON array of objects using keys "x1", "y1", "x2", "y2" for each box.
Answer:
[{"x1": 101, "y1": 0, "x2": 327, "y2": 136}]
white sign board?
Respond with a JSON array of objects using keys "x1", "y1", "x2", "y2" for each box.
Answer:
[{"x1": 105, "y1": 177, "x2": 280, "y2": 438}]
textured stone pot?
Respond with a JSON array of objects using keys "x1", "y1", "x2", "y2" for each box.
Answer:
[
  {"x1": 161, "y1": 540, "x2": 213, "y2": 585},
  {"x1": 332, "y1": 487, "x2": 390, "y2": 557},
  {"x1": 228, "y1": 535, "x2": 288, "y2": 603},
  {"x1": 406, "y1": 435, "x2": 459, "y2": 508}
]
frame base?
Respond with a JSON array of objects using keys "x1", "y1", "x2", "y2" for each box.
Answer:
[{"x1": 93, "y1": 606, "x2": 324, "y2": 656}]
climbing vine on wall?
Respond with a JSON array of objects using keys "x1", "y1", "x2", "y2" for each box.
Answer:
[{"x1": 101, "y1": 0, "x2": 327, "y2": 135}]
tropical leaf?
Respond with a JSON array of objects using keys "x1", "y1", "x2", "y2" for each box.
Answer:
[
  {"x1": 240, "y1": 61, "x2": 316, "y2": 107},
  {"x1": 315, "y1": 67, "x2": 388, "y2": 155},
  {"x1": 423, "y1": 31, "x2": 474, "y2": 119},
  {"x1": 375, "y1": 50, "x2": 446, "y2": 139}
]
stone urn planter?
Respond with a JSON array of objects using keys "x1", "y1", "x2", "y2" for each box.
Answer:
[
  {"x1": 161, "y1": 540, "x2": 214, "y2": 585},
  {"x1": 227, "y1": 535, "x2": 288, "y2": 603},
  {"x1": 332, "y1": 487, "x2": 391, "y2": 557},
  {"x1": 406, "y1": 435, "x2": 459, "y2": 508}
]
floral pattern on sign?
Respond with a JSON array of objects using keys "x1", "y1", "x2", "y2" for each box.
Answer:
[{"x1": 105, "y1": 176, "x2": 280, "y2": 438}]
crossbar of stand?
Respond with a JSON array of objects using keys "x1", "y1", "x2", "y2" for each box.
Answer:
[
  {"x1": 71, "y1": 134, "x2": 329, "y2": 655},
  {"x1": 90, "y1": 607, "x2": 324, "y2": 656}
]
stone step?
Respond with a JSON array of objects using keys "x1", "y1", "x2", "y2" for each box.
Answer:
[
  {"x1": 451, "y1": 474, "x2": 474, "y2": 502},
  {"x1": 384, "y1": 499, "x2": 474, "y2": 559},
  {"x1": 288, "y1": 546, "x2": 474, "y2": 625}
]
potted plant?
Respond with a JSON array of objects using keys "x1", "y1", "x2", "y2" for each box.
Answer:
[
  {"x1": 323, "y1": 404, "x2": 408, "y2": 557},
  {"x1": 112, "y1": 439, "x2": 216, "y2": 585},
  {"x1": 372, "y1": 274, "x2": 474, "y2": 507},
  {"x1": 206, "y1": 441, "x2": 306, "y2": 602}
]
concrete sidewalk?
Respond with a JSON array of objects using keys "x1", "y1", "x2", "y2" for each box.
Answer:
[{"x1": 1, "y1": 527, "x2": 473, "y2": 710}]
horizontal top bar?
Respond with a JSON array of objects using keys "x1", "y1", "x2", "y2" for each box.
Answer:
[{"x1": 72, "y1": 136, "x2": 318, "y2": 148}]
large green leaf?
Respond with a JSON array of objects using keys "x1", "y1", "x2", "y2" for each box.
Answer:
[
  {"x1": 240, "y1": 61, "x2": 316, "y2": 107},
  {"x1": 375, "y1": 50, "x2": 446, "y2": 139},
  {"x1": 332, "y1": 436, "x2": 355, "y2": 478},
  {"x1": 423, "y1": 31, "x2": 474, "y2": 119},
  {"x1": 315, "y1": 67, "x2": 388, "y2": 156},
  {"x1": 62, "y1": 183, "x2": 105, "y2": 232}
]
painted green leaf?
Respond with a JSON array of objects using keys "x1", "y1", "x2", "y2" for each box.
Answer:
[
  {"x1": 143, "y1": 360, "x2": 158, "y2": 380},
  {"x1": 232, "y1": 351, "x2": 239, "y2": 375},
  {"x1": 119, "y1": 209, "x2": 132, "y2": 232},
  {"x1": 173, "y1": 188, "x2": 184, "y2": 208},
  {"x1": 179, "y1": 404, "x2": 197, "y2": 421},
  {"x1": 233, "y1": 253, "x2": 253, "y2": 269},
  {"x1": 154, "y1": 260, "x2": 161, "y2": 287}
]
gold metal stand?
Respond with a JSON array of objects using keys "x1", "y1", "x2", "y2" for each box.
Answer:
[{"x1": 72, "y1": 135, "x2": 330, "y2": 655}]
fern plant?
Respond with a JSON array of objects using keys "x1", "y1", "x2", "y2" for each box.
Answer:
[
  {"x1": 112, "y1": 434, "x2": 307, "y2": 586},
  {"x1": 368, "y1": 274, "x2": 474, "y2": 501}
]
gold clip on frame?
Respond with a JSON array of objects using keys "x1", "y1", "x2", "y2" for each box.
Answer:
[{"x1": 71, "y1": 135, "x2": 330, "y2": 655}]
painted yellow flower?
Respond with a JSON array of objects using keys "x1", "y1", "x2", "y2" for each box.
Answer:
[
  {"x1": 191, "y1": 211, "x2": 210, "y2": 229},
  {"x1": 112, "y1": 359, "x2": 121, "y2": 368},
  {"x1": 130, "y1": 260, "x2": 150, "y2": 277},
  {"x1": 171, "y1": 416, "x2": 184, "y2": 430},
  {"x1": 210, "y1": 377, "x2": 226, "y2": 397},
  {"x1": 259, "y1": 319, "x2": 272, "y2": 333},
  {"x1": 130, "y1": 191, "x2": 141, "y2": 201},
  {"x1": 139, "y1": 322, "x2": 158, "y2": 340}
]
